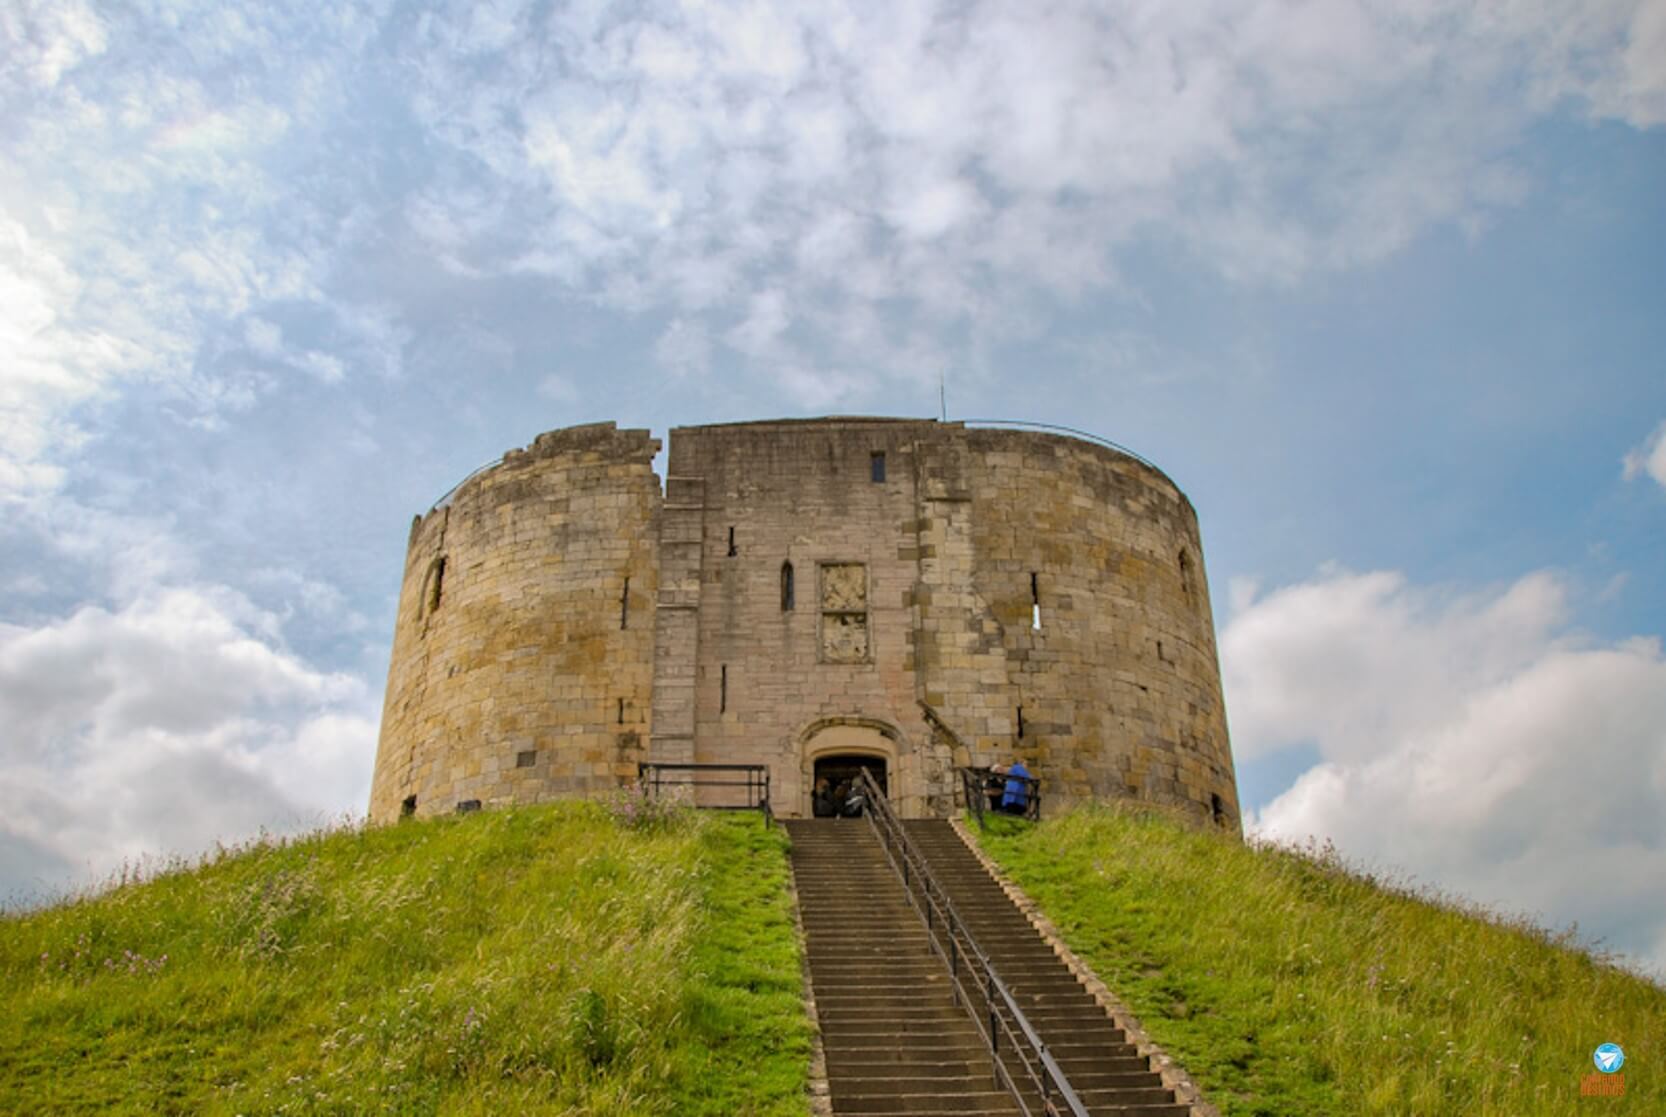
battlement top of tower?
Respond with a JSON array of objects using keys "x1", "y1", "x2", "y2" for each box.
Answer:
[{"x1": 421, "y1": 415, "x2": 1193, "y2": 521}]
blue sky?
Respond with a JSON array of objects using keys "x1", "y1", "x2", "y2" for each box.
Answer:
[{"x1": 2, "y1": 0, "x2": 1664, "y2": 976}]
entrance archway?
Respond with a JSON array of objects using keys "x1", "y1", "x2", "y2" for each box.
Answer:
[
  {"x1": 800, "y1": 718, "x2": 899, "y2": 818},
  {"x1": 812, "y1": 754, "x2": 888, "y2": 816}
]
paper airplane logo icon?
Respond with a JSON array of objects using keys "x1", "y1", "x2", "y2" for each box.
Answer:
[{"x1": 1594, "y1": 1043, "x2": 1625, "y2": 1073}]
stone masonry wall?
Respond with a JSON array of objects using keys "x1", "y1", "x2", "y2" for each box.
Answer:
[
  {"x1": 662, "y1": 419, "x2": 952, "y2": 818},
  {"x1": 369, "y1": 417, "x2": 1238, "y2": 830},
  {"x1": 368, "y1": 423, "x2": 660, "y2": 823},
  {"x1": 959, "y1": 429, "x2": 1237, "y2": 826}
]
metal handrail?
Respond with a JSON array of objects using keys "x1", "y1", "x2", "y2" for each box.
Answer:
[
  {"x1": 637, "y1": 762, "x2": 772, "y2": 822},
  {"x1": 959, "y1": 766, "x2": 1042, "y2": 830},
  {"x1": 958, "y1": 418, "x2": 1163, "y2": 474},
  {"x1": 427, "y1": 457, "x2": 502, "y2": 513},
  {"x1": 853, "y1": 768, "x2": 1089, "y2": 1117}
]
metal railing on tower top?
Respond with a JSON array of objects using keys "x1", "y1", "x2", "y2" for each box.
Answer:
[
  {"x1": 959, "y1": 418, "x2": 1162, "y2": 473},
  {"x1": 853, "y1": 767, "x2": 1089, "y2": 1117}
]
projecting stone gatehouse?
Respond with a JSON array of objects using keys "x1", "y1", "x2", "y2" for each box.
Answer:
[{"x1": 368, "y1": 417, "x2": 1239, "y2": 829}]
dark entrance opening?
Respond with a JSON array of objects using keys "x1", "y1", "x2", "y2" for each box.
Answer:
[{"x1": 812, "y1": 754, "x2": 888, "y2": 817}]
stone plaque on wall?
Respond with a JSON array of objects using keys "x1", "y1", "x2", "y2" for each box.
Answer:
[{"x1": 820, "y1": 563, "x2": 869, "y2": 662}]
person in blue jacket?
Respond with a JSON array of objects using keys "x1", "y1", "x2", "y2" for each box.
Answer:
[{"x1": 1001, "y1": 758, "x2": 1032, "y2": 815}]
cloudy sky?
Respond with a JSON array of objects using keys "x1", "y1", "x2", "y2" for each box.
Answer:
[{"x1": 2, "y1": 0, "x2": 1663, "y2": 974}]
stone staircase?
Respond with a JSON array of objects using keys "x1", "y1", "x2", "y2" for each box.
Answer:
[
  {"x1": 905, "y1": 820, "x2": 1191, "y2": 1116},
  {"x1": 788, "y1": 818, "x2": 1194, "y2": 1117},
  {"x1": 788, "y1": 819, "x2": 1020, "y2": 1115}
]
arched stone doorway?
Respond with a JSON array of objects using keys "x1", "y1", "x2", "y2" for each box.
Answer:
[
  {"x1": 799, "y1": 718, "x2": 899, "y2": 818},
  {"x1": 811, "y1": 754, "x2": 888, "y2": 816}
]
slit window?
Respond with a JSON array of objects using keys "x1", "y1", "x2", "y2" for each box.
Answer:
[
  {"x1": 620, "y1": 576, "x2": 630, "y2": 629},
  {"x1": 781, "y1": 561, "x2": 795, "y2": 611},
  {"x1": 1030, "y1": 572, "x2": 1041, "y2": 630},
  {"x1": 617, "y1": 697, "x2": 626, "y2": 724},
  {"x1": 425, "y1": 556, "x2": 447, "y2": 616},
  {"x1": 720, "y1": 664, "x2": 728, "y2": 712},
  {"x1": 1179, "y1": 549, "x2": 1197, "y2": 604},
  {"x1": 727, "y1": 526, "x2": 737, "y2": 557},
  {"x1": 1016, "y1": 705, "x2": 1025, "y2": 739},
  {"x1": 870, "y1": 452, "x2": 886, "y2": 482}
]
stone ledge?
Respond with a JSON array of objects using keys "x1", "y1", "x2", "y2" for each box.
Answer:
[{"x1": 783, "y1": 842, "x2": 834, "y2": 1117}]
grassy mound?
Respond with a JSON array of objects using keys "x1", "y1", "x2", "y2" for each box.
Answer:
[
  {"x1": 972, "y1": 805, "x2": 1664, "y2": 1116},
  {"x1": 0, "y1": 803, "x2": 810, "y2": 1116}
]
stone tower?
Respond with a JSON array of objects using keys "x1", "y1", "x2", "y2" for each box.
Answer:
[{"x1": 369, "y1": 418, "x2": 1239, "y2": 830}]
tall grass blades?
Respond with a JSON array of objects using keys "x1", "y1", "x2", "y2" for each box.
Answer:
[
  {"x1": 973, "y1": 805, "x2": 1665, "y2": 1117},
  {"x1": 0, "y1": 803, "x2": 811, "y2": 1116}
]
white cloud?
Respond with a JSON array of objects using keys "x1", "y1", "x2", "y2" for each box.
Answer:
[
  {"x1": 1623, "y1": 419, "x2": 1666, "y2": 490},
  {"x1": 394, "y1": 0, "x2": 1666, "y2": 390},
  {"x1": 1224, "y1": 568, "x2": 1666, "y2": 977},
  {"x1": 4, "y1": 0, "x2": 1661, "y2": 492},
  {"x1": 0, "y1": 587, "x2": 377, "y2": 903},
  {"x1": 0, "y1": 4, "x2": 396, "y2": 501},
  {"x1": 0, "y1": 0, "x2": 108, "y2": 92}
]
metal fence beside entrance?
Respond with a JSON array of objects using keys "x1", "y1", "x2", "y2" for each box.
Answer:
[{"x1": 637, "y1": 762, "x2": 772, "y2": 822}]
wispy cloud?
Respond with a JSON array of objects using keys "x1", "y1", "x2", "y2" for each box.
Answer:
[
  {"x1": 393, "y1": 0, "x2": 1664, "y2": 403},
  {"x1": 1624, "y1": 419, "x2": 1666, "y2": 491},
  {"x1": 0, "y1": 586, "x2": 376, "y2": 904},
  {"x1": 5, "y1": 0, "x2": 1662, "y2": 479},
  {"x1": 1224, "y1": 567, "x2": 1666, "y2": 977}
]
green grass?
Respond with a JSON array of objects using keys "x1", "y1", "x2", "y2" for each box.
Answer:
[
  {"x1": 0, "y1": 803, "x2": 811, "y2": 1116},
  {"x1": 972, "y1": 805, "x2": 1665, "y2": 1116}
]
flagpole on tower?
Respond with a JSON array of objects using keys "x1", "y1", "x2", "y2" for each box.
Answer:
[{"x1": 939, "y1": 367, "x2": 946, "y2": 422}]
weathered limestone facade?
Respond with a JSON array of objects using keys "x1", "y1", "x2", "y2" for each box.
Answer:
[{"x1": 369, "y1": 418, "x2": 1239, "y2": 830}]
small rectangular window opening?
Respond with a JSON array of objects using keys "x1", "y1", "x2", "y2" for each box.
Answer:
[
  {"x1": 1211, "y1": 793, "x2": 1226, "y2": 826},
  {"x1": 720, "y1": 664, "x2": 728, "y2": 712},
  {"x1": 870, "y1": 452, "x2": 886, "y2": 482},
  {"x1": 727, "y1": 526, "x2": 737, "y2": 557},
  {"x1": 456, "y1": 799, "x2": 481, "y2": 814},
  {"x1": 400, "y1": 795, "x2": 417, "y2": 818},
  {"x1": 620, "y1": 576, "x2": 630, "y2": 630},
  {"x1": 516, "y1": 750, "x2": 537, "y2": 769},
  {"x1": 1030, "y1": 572, "x2": 1041, "y2": 630}
]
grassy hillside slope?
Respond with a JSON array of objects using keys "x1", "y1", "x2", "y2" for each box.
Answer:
[
  {"x1": 0, "y1": 804, "x2": 810, "y2": 1116},
  {"x1": 972, "y1": 806, "x2": 1664, "y2": 1116}
]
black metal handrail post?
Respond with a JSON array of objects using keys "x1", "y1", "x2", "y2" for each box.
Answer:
[{"x1": 853, "y1": 767, "x2": 1088, "y2": 1117}]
